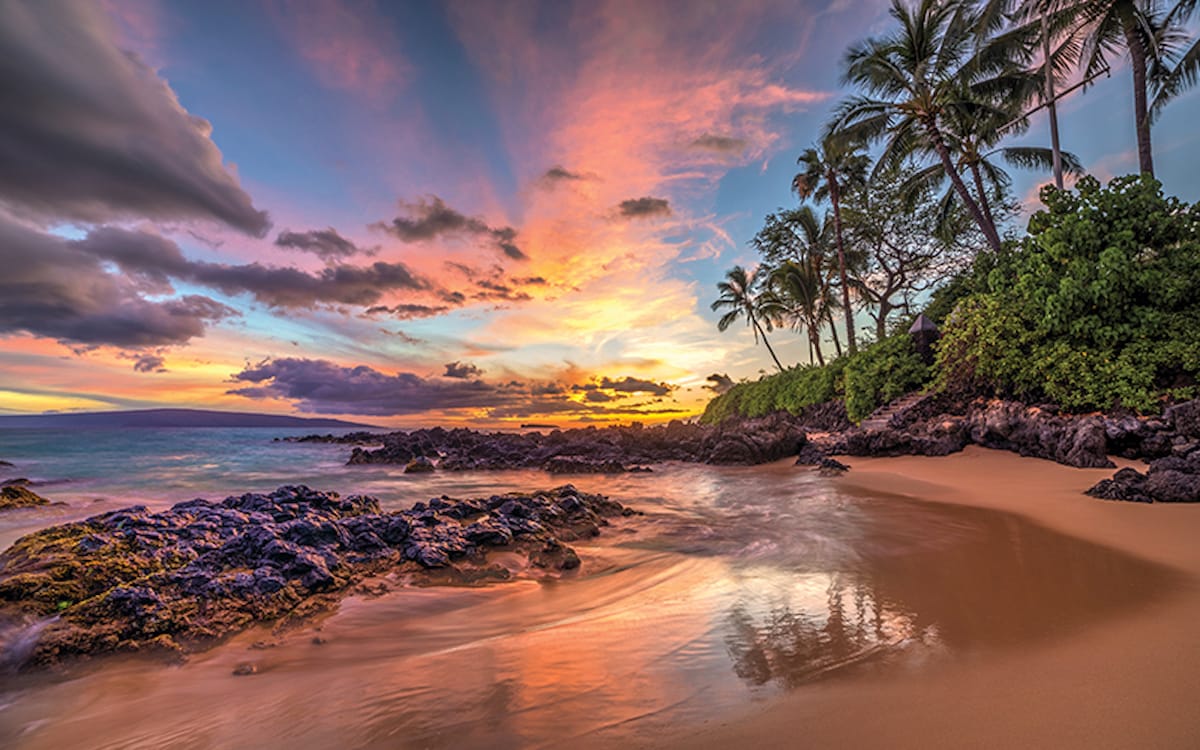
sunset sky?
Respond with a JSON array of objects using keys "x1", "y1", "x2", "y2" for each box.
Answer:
[{"x1": 2, "y1": 0, "x2": 1198, "y2": 427}]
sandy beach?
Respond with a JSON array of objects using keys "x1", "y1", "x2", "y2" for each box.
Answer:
[{"x1": 654, "y1": 446, "x2": 1200, "y2": 749}]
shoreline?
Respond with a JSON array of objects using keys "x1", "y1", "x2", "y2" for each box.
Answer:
[
  {"x1": 651, "y1": 446, "x2": 1200, "y2": 749},
  {"x1": 3, "y1": 446, "x2": 1199, "y2": 746}
]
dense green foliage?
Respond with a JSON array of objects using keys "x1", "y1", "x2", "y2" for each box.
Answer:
[
  {"x1": 700, "y1": 334, "x2": 931, "y2": 424},
  {"x1": 706, "y1": 0, "x2": 1200, "y2": 422},
  {"x1": 843, "y1": 334, "x2": 932, "y2": 421},
  {"x1": 699, "y1": 361, "x2": 844, "y2": 424},
  {"x1": 935, "y1": 175, "x2": 1200, "y2": 411}
]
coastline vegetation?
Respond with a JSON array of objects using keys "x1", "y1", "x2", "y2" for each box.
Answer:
[{"x1": 708, "y1": 0, "x2": 1200, "y2": 424}]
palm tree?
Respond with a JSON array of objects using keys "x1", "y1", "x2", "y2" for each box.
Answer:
[
  {"x1": 1153, "y1": 1, "x2": 1200, "y2": 119},
  {"x1": 750, "y1": 206, "x2": 844, "y2": 356},
  {"x1": 712, "y1": 266, "x2": 784, "y2": 372},
  {"x1": 792, "y1": 136, "x2": 870, "y2": 354},
  {"x1": 1047, "y1": 0, "x2": 1197, "y2": 176},
  {"x1": 902, "y1": 97, "x2": 1083, "y2": 232},
  {"x1": 761, "y1": 260, "x2": 838, "y2": 366},
  {"x1": 833, "y1": 0, "x2": 1009, "y2": 252}
]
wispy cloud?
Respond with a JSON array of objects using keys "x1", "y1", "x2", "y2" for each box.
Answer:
[{"x1": 269, "y1": 0, "x2": 407, "y2": 101}]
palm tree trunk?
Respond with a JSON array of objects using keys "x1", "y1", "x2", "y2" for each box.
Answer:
[
  {"x1": 923, "y1": 119, "x2": 1002, "y2": 252},
  {"x1": 752, "y1": 316, "x2": 785, "y2": 372},
  {"x1": 809, "y1": 323, "x2": 826, "y2": 366},
  {"x1": 826, "y1": 307, "x2": 843, "y2": 357},
  {"x1": 1124, "y1": 23, "x2": 1155, "y2": 176},
  {"x1": 828, "y1": 177, "x2": 858, "y2": 354},
  {"x1": 969, "y1": 162, "x2": 997, "y2": 237},
  {"x1": 1042, "y1": 15, "x2": 1064, "y2": 189}
]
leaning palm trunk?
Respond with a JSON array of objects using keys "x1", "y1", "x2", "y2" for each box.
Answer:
[
  {"x1": 969, "y1": 161, "x2": 997, "y2": 236},
  {"x1": 826, "y1": 306, "x2": 843, "y2": 358},
  {"x1": 828, "y1": 180, "x2": 858, "y2": 353},
  {"x1": 753, "y1": 316, "x2": 785, "y2": 372},
  {"x1": 923, "y1": 118, "x2": 1002, "y2": 252},
  {"x1": 807, "y1": 319, "x2": 826, "y2": 366}
]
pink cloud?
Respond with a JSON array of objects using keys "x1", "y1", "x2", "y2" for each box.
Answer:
[{"x1": 270, "y1": 0, "x2": 407, "y2": 101}]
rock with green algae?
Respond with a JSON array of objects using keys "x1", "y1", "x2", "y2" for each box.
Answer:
[
  {"x1": 0, "y1": 484, "x2": 635, "y2": 669},
  {"x1": 0, "y1": 485, "x2": 49, "y2": 510}
]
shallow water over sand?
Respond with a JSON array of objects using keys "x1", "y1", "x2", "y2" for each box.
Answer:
[{"x1": 0, "y1": 448, "x2": 1183, "y2": 749}]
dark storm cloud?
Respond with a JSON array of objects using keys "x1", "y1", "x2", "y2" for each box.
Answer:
[
  {"x1": 473, "y1": 280, "x2": 531, "y2": 303},
  {"x1": 375, "y1": 196, "x2": 527, "y2": 260},
  {"x1": 689, "y1": 134, "x2": 747, "y2": 154},
  {"x1": 228, "y1": 358, "x2": 520, "y2": 416},
  {"x1": 74, "y1": 226, "x2": 429, "y2": 309},
  {"x1": 132, "y1": 354, "x2": 167, "y2": 373},
  {"x1": 444, "y1": 361, "x2": 483, "y2": 379},
  {"x1": 0, "y1": 216, "x2": 237, "y2": 348},
  {"x1": 539, "y1": 166, "x2": 593, "y2": 188},
  {"x1": 617, "y1": 197, "x2": 672, "y2": 219},
  {"x1": 187, "y1": 261, "x2": 428, "y2": 308},
  {"x1": 275, "y1": 228, "x2": 376, "y2": 260},
  {"x1": 365, "y1": 303, "x2": 453, "y2": 319},
  {"x1": 227, "y1": 358, "x2": 687, "y2": 419},
  {"x1": 598, "y1": 376, "x2": 675, "y2": 397},
  {"x1": 0, "y1": 2, "x2": 269, "y2": 235}
]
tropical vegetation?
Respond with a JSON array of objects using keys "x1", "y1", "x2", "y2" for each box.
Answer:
[{"x1": 707, "y1": 0, "x2": 1200, "y2": 424}]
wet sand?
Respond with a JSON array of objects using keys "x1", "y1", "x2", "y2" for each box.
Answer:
[
  {"x1": 658, "y1": 446, "x2": 1200, "y2": 749},
  {"x1": 2, "y1": 450, "x2": 1197, "y2": 748}
]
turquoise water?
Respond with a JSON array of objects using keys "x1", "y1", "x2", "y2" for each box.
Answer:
[
  {"x1": 0, "y1": 427, "x2": 368, "y2": 504},
  {"x1": 0, "y1": 427, "x2": 692, "y2": 508}
]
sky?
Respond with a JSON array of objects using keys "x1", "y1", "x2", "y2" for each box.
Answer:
[{"x1": 1, "y1": 0, "x2": 1198, "y2": 427}]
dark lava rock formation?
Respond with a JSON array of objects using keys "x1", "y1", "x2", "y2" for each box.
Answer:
[
  {"x1": 1087, "y1": 453, "x2": 1200, "y2": 503},
  {"x1": 0, "y1": 484, "x2": 634, "y2": 668},
  {"x1": 0, "y1": 484, "x2": 49, "y2": 511},
  {"x1": 290, "y1": 413, "x2": 809, "y2": 472},
  {"x1": 820, "y1": 396, "x2": 1200, "y2": 472}
]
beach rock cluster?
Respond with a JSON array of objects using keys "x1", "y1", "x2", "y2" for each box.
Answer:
[
  {"x1": 818, "y1": 396, "x2": 1200, "y2": 471},
  {"x1": 1086, "y1": 453, "x2": 1200, "y2": 503},
  {"x1": 0, "y1": 483, "x2": 49, "y2": 511},
  {"x1": 0, "y1": 484, "x2": 633, "y2": 668},
  {"x1": 292, "y1": 413, "x2": 809, "y2": 472}
]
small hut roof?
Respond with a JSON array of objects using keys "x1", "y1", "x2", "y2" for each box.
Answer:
[{"x1": 908, "y1": 313, "x2": 938, "y2": 334}]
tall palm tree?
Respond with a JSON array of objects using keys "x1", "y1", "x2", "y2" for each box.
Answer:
[
  {"x1": 833, "y1": 0, "x2": 1009, "y2": 252},
  {"x1": 1153, "y1": 1, "x2": 1200, "y2": 118},
  {"x1": 792, "y1": 136, "x2": 870, "y2": 354},
  {"x1": 712, "y1": 266, "x2": 785, "y2": 372},
  {"x1": 1047, "y1": 0, "x2": 1197, "y2": 175}
]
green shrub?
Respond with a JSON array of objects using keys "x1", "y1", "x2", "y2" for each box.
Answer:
[
  {"x1": 843, "y1": 334, "x2": 931, "y2": 422},
  {"x1": 699, "y1": 360, "x2": 844, "y2": 424},
  {"x1": 700, "y1": 335, "x2": 932, "y2": 424},
  {"x1": 935, "y1": 175, "x2": 1200, "y2": 412}
]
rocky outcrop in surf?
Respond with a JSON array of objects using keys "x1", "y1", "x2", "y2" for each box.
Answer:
[
  {"x1": 0, "y1": 484, "x2": 635, "y2": 668},
  {"x1": 0, "y1": 483, "x2": 49, "y2": 511},
  {"x1": 288, "y1": 413, "x2": 809, "y2": 471}
]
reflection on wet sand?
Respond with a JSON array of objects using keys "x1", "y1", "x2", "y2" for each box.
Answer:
[
  {"x1": 0, "y1": 465, "x2": 1183, "y2": 749},
  {"x1": 722, "y1": 494, "x2": 1179, "y2": 691}
]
